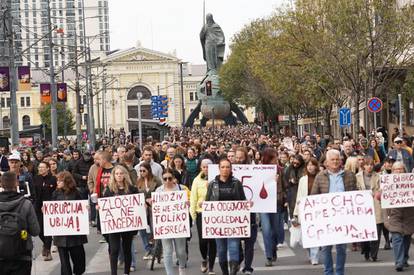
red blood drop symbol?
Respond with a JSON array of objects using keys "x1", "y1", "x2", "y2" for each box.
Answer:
[{"x1": 259, "y1": 183, "x2": 268, "y2": 199}]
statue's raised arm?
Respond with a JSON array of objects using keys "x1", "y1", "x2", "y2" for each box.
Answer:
[{"x1": 200, "y1": 13, "x2": 225, "y2": 74}]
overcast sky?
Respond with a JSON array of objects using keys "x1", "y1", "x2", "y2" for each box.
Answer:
[{"x1": 108, "y1": 0, "x2": 286, "y2": 64}]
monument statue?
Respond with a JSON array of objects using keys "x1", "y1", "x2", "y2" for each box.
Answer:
[
  {"x1": 200, "y1": 14, "x2": 225, "y2": 74},
  {"x1": 184, "y1": 13, "x2": 249, "y2": 128}
]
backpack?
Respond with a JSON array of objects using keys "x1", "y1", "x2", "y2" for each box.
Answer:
[{"x1": 0, "y1": 199, "x2": 28, "y2": 259}]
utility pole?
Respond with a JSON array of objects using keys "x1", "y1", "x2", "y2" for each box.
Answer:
[
  {"x1": 96, "y1": 82, "x2": 101, "y2": 138},
  {"x1": 137, "y1": 92, "x2": 143, "y2": 151},
  {"x1": 179, "y1": 62, "x2": 185, "y2": 126},
  {"x1": 47, "y1": 0, "x2": 58, "y2": 147},
  {"x1": 73, "y1": 30, "x2": 82, "y2": 147},
  {"x1": 82, "y1": 0, "x2": 95, "y2": 148},
  {"x1": 398, "y1": 93, "x2": 402, "y2": 135},
  {"x1": 102, "y1": 69, "x2": 107, "y2": 137},
  {"x1": 5, "y1": 0, "x2": 19, "y2": 146}
]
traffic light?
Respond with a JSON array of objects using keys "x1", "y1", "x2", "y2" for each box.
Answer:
[
  {"x1": 205, "y1": 81, "x2": 212, "y2": 96},
  {"x1": 79, "y1": 104, "x2": 84, "y2": 113},
  {"x1": 389, "y1": 99, "x2": 399, "y2": 116}
]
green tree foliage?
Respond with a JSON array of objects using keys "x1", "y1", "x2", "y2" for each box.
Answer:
[
  {"x1": 38, "y1": 103, "x2": 75, "y2": 136},
  {"x1": 220, "y1": 0, "x2": 414, "y2": 134}
]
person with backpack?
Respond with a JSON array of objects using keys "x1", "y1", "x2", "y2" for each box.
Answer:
[{"x1": 0, "y1": 171, "x2": 40, "y2": 275}]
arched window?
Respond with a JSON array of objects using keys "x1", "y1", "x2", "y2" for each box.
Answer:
[
  {"x1": 127, "y1": 85, "x2": 152, "y2": 100},
  {"x1": 2, "y1": 116, "x2": 10, "y2": 129},
  {"x1": 22, "y1": 115, "x2": 30, "y2": 129}
]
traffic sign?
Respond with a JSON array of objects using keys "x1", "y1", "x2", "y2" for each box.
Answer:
[
  {"x1": 339, "y1": 108, "x2": 351, "y2": 128},
  {"x1": 367, "y1": 97, "x2": 383, "y2": 113}
]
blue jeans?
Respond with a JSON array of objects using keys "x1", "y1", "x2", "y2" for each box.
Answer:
[
  {"x1": 309, "y1": 247, "x2": 320, "y2": 263},
  {"x1": 119, "y1": 238, "x2": 137, "y2": 268},
  {"x1": 276, "y1": 207, "x2": 286, "y2": 244},
  {"x1": 260, "y1": 212, "x2": 278, "y2": 259},
  {"x1": 139, "y1": 230, "x2": 152, "y2": 252},
  {"x1": 161, "y1": 238, "x2": 187, "y2": 275},
  {"x1": 216, "y1": 238, "x2": 240, "y2": 263},
  {"x1": 391, "y1": 233, "x2": 412, "y2": 268},
  {"x1": 321, "y1": 244, "x2": 346, "y2": 275}
]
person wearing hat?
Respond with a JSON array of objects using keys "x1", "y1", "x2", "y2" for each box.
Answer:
[
  {"x1": 8, "y1": 153, "x2": 35, "y2": 202},
  {"x1": 387, "y1": 137, "x2": 413, "y2": 172}
]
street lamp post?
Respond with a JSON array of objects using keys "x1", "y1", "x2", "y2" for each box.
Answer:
[{"x1": 137, "y1": 92, "x2": 143, "y2": 151}]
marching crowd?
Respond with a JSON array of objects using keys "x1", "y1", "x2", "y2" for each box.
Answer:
[{"x1": 0, "y1": 125, "x2": 413, "y2": 275}]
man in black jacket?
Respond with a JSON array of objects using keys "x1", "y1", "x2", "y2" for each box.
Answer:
[
  {"x1": 72, "y1": 151, "x2": 94, "y2": 199},
  {"x1": 0, "y1": 171, "x2": 40, "y2": 275}
]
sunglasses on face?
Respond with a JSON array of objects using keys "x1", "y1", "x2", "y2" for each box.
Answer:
[{"x1": 163, "y1": 176, "x2": 174, "y2": 182}]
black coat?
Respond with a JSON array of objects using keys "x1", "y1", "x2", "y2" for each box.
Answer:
[
  {"x1": 51, "y1": 189, "x2": 88, "y2": 247},
  {"x1": 72, "y1": 157, "x2": 94, "y2": 189},
  {"x1": 33, "y1": 174, "x2": 57, "y2": 213}
]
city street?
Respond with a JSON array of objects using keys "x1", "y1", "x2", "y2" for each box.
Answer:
[{"x1": 31, "y1": 226, "x2": 414, "y2": 275}]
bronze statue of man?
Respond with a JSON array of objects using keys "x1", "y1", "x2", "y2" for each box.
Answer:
[{"x1": 200, "y1": 14, "x2": 225, "y2": 73}]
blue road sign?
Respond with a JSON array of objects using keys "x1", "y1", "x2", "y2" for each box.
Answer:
[
  {"x1": 151, "y1": 96, "x2": 159, "y2": 101},
  {"x1": 339, "y1": 108, "x2": 351, "y2": 127}
]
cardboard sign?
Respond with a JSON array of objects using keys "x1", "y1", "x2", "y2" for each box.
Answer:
[
  {"x1": 43, "y1": 200, "x2": 89, "y2": 236},
  {"x1": 202, "y1": 201, "x2": 251, "y2": 239},
  {"x1": 380, "y1": 173, "x2": 414, "y2": 208},
  {"x1": 152, "y1": 191, "x2": 190, "y2": 239},
  {"x1": 98, "y1": 194, "x2": 147, "y2": 234},
  {"x1": 208, "y1": 165, "x2": 277, "y2": 213},
  {"x1": 299, "y1": 191, "x2": 377, "y2": 248}
]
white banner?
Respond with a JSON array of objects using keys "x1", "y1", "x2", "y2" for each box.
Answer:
[
  {"x1": 380, "y1": 173, "x2": 414, "y2": 208},
  {"x1": 299, "y1": 191, "x2": 377, "y2": 248},
  {"x1": 202, "y1": 201, "x2": 251, "y2": 239},
  {"x1": 208, "y1": 164, "x2": 277, "y2": 213},
  {"x1": 43, "y1": 200, "x2": 89, "y2": 236},
  {"x1": 152, "y1": 191, "x2": 190, "y2": 239},
  {"x1": 98, "y1": 194, "x2": 147, "y2": 234}
]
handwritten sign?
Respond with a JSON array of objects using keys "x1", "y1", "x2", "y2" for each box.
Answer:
[
  {"x1": 380, "y1": 173, "x2": 414, "y2": 208},
  {"x1": 208, "y1": 165, "x2": 277, "y2": 213},
  {"x1": 152, "y1": 191, "x2": 190, "y2": 239},
  {"x1": 98, "y1": 194, "x2": 147, "y2": 234},
  {"x1": 43, "y1": 200, "x2": 89, "y2": 236},
  {"x1": 202, "y1": 201, "x2": 251, "y2": 239},
  {"x1": 299, "y1": 191, "x2": 377, "y2": 248}
]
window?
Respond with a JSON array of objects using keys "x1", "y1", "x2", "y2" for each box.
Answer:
[
  {"x1": 22, "y1": 115, "x2": 30, "y2": 129},
  {"x1": 6, "y1": 98, "x2": 10, "y2": 108},
  {"x1": 3, "y1": 116, "x2": 10, "y2": 129},
  {"x1": 189, "y1": 92, "x2": 194, "y2": 101},
  {"x1": 82, "y1": 95, "x2": 86, "y2": 105},
  {"x1": 20, "y1": 97, "x2": 25, "y2": 107},
  {"x1": 26, "y1": 97, "x2": 31, "y2": 107},
  {"x1": 0, "y1": 98, "x2": 4, "y2": 108}
]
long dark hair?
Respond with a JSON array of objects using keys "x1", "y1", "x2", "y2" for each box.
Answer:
[
  {"x1": 137, "y1": 162, "x2": 154, "y2": 190},
  {"x1": 262, "y1": 148, "x2": 277, "y2": 165},
  {"x1": 56, "y1": 171, "x2": 77, "y2": 194}
]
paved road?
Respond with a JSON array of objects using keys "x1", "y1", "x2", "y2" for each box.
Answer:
[{"x1": 31, "y1": 226, "x2": 413, "y2": 275}]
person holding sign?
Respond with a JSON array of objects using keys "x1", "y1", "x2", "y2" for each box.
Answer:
[
  {"x1": 52, "y1": 171, "x2": 88, "y2": 275},
  {"x1": 384, "y1": 161, "x2": 414, "y2": 272},
  {"x1": 294, "y1": 158, "x2": 320, "y2": 265},
  {"x1": 190, "y1": 158, "x2": 217, "y2": 274},
  {"x1": 205, "y1": 157, "x2": 246, "y2": 275},
  {"x1": 355, "y1": 156, "x2": 383, "y2": 262},
  {"x1": 102, "y1": 165, "x2": 138, "y2": 275},
  {"x1": 155, "y1": 168, "x2": 189, "y2": 275},
  {"x1": 311, "y1": 149, "x2": 357, "y2": 275}
]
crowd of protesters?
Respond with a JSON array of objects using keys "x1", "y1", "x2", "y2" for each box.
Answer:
[{"x1": 0, "y1": 124, "x2": 413, "y2": 275}]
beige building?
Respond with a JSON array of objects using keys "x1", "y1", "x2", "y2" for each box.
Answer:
[{"x1": 0, "y1": 45, "x2": 254, "y2": 134}]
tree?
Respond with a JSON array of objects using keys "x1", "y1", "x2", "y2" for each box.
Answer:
[{"x1": 39, "y1": 103, "x2": 75, "y2": 136}]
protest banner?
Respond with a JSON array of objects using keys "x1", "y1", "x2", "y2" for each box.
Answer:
[
  {"x1": 299, "y1": 191, "x2": 377, "y2": 248},
  {"x1": 43, "y1": 200, "x2": 89, "y2": 236},
  {"x1": 98, "y1": 193, "x2": 147, "y2": 234},
  {"x1": 380, "y1": 173, "x2": 414, "y2": 208},
  {"x1": 202, "y1": 201, "x2": 251, "y2": 239},
  {"x1": 208, "y1": 164, "x2": 277, "y2": 213},
  {"x1": 152, "y1": 191, "x2": 190, "y2": 239}
]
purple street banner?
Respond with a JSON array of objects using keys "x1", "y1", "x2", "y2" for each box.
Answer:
[
  {"x1": 0, "y1": 67, "x2": 10, "y2": 92},
  {"x1": 18, "y1": 66, "x2": 31, "y2": 91},
  {"x1": 40, "y1": 83, "x2": 51, "y2": 105},
  {"x1": 57, "y1": 83, "x2": 67, "y2": 102}
]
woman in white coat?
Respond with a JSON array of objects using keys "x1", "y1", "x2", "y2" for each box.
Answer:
[{"x1": 293, "y1": 158, "x2": 320, "y2": 265}]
